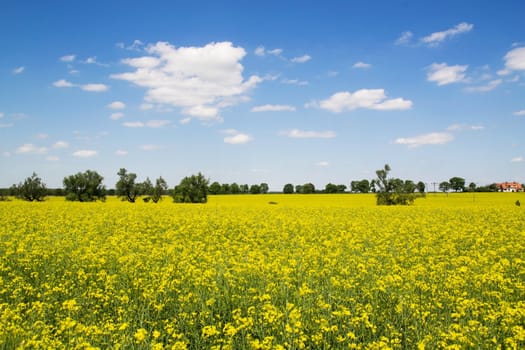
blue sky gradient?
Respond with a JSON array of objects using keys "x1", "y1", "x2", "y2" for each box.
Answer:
[{"x1": 1, "y1": 1, "x2": 524, "y2": 190}]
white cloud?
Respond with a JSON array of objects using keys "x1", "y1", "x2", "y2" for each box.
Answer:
[
  {"x1": 13, "y1": 66, "x2": 25, "y2": 74},
  {"x1": 464, "y1": 79, "x2": 502, "y2": 93},
  {"x1": 72, "y1": 150, "x2": 97, "y2": 158},
  {"x1": 146, "y1": 119, "x2": 171, "y2": 128},
  {"x1": 16, "y1": 143, "x2": 48, "y2": 155},
  {"x1": 291, "y1": 54, "x2": 311, "y2": 63},
  {"x1": 421, "y1": 22, "x2": 474, "y2": 46},
  {"x1": 447, "y1": 124, "x2": 484, "y2": 131},
  {"x1": 81, "y1": 83, "x2": 109, "y2": 92},
  {"x1": 118, "y1": 39, "x2": 145, "y2": 51},
  {"x1": 110, "y1": 112, "x2": 125, "y2": 120},
  {"x1": 107, "y1": 101, "x2": 126, "y2": 109},
  {"x1": 268, "y1": 48, "x2": 283, "y2": 56},
  {"x1": 60, "y1": 54, "x2": 76, "y2": 62},
  {"x1": 35, "y1": 133, "x2": 48, "y2": 139},
  {"x1": 281, "y1": 78, "x2": 308, "y2": 86},
  {"x1": 316, "y1": 161, "x2": 329, "y2": 167},
  {"x1": 222, "y1": 129, "x2": 253, "y2": 144},
  {"x1": 395, "y1": 31, "x2": 413, "y2": 45},
  {"x1": 122, "y1": 121, "x2": 144, "y2": 128},
  {"x1": 115, "y1": 149, "x2": 128, "y2": 156},
  {"x1": 140, "y1": 144, "x2": 162, "y2": 151},
  {"x1": 282, "y1": 129, "x2": 336, "y2": 139},
  {"x1": 352, "y1": 62, "x2": 371, "y2": 69},
  {"x1": 2, "y1": 151, "x2": 11, "y2": 157},
  {"x1": 395, "y1": 132, "x2": 454, "y2": 148},
  {"x1": 255, "y1": 46, "x2": 265, "y2": 56},
  {"x1": 53, "y1": 79, "x2": 75, "y2": 88},
  {"x1": 0, "y1": 112, "x2": 3, "y2": 118},
  {"x1": 46, "y1": 156, "x2": 59, "y2": 161},
  {"x1": 140, "y1": 103, "x2": 154, "y2": 110},
  {"x1": 319, "y1": 89, "x2": 412, "y2": 113},
  {"x1": 53, "y1": 141, "x2": 69, "y2": 149},
  {"x1": 427, "y1": 63, "x2": 468, "y2": 86},
  {"x1": 511, "y1": 156, "x2": 524, "y2": 163},
  {"x1": 111, "y1": 41, "x2": 262, "y2": 123},
  {"x1": 502, "y1": 47, "x2": 525, "y2": 73},
  {"x1": 513, "y1": 109, "x2": 525, "y2": 116},
  {"x1": 251, "y1": 104, "x2": 296, "y2": 112},
  {"x1": 254, "y1": 46, "x2": 283, "y2": 57}
]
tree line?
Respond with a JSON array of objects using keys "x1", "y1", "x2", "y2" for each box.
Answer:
[{"x1": 1, "y1": 166, "x2": 520, "y2": 205}]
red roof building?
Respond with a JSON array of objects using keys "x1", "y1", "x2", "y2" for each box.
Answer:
[{"x1": 496, "y1": 182, "x2": 524, "y2": 192}]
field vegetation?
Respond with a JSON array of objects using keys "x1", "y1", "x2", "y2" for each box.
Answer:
[{"x1": 1, "y1": 193, "x2": 524, "y2": 349}]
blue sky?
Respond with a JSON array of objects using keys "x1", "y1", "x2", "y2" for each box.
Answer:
[{"x1": 1, "y1": 1, "x2": 524, "y2": 190}]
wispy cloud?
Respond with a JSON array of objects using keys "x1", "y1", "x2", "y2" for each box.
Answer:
[
  {"x1": 511, "y1": 156, "x2": 524, "y2": 163},
  {"x1": 447, "y1": 124, "x2": 484, "y2": 131},
  {"x1": 53, "y1": 79, "x2": 75, "y2": 88},
  {"x1": 140, "y1": 144, "x2": 162, "y2": 151},
  {"x1": 421, "y1": 22, "x2": 473, "y2": 46},
  {"x1": 13, "y1": 66, "x2": 25, "y2": 75},
  {"x1": 251, "y1": 104, "x2": 296, "y2": 112},
  {"x1": 395, "y1": 132, "x2": 454, "y2": 148},
  {"x1": 315, "y1": 161, "x2": 329, "y2": 167},
  {"x1": 281, "y1": 129, "x2": 336, "y2": 139},
  {"x1": 222, "y1": 129, "x2": 253, "y2": 144},
  {"x1": 318, "y1": 89, "x2": 412, "y2": 113},
  {"x1": 281, "y1": 78, "x2": 308, "y2": 86},
  {"x1": 81, "y1": 83, "x2": 109, "y2": 92},
  {"x1": 72, "y1": 150, "x2": 97, "y2": 158},
  {"x1": 464, "y1": 79, "x2": 502, "y2": 93},
  {"x1": 16, "y1": 143, "x2": 48, "y2": 155},
  {"x1": 352, "y1": 61, "x2": 372, "y2": 69},
  {"x1": 60, "y1": 54, "x2": 76, "y2": 62},
  {"x1": 115, "y1": 149, "x2": 128, "y2": 156},
  {"x1": 52, "y1": 141, "x2": 69, "y2": 149},
  {"x1": 395, "y1": 31, "x2": 413, "y2": 45},
  {"x1": 291, "y1": 54, "x2": 311, "y2": 63},
  {"x1": 110, "y1": 112, "x2": 125, "y2": 120},
  {"x1": 427, "y1": 63, "x2": 468, "y2": 86},
  {"x1": 107, "y1": 101, "x2": 126, "y2": 110},
  {"x1": 513, "y1": 109, "x2": 525, "y2": 116}
]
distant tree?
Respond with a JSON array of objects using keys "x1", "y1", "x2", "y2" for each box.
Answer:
[
  {"x1": 221, "y1": 183, "x2": 231, "y2": 194},
  {"x1": 63, "y1": 170, "x2": 106, "y2": 202},
  {"x1": 260, "y1": 183, "x2": 269, "y2": 194},
  {"x1": 351, "y1": 179, "x2": 370, "y2": 193},
  {"x1": 283, "y1": 183, "x2": 294, "y2": 194},
  {"x1": 116, "y1": 168, "x2": 140, "y2": 203},
  {"x1": 325, "y1": 183, "x2": 338, "y2": 193},
  {"x1": 250, "y1": 184, "x2": 261, "y2": 194},
  {"x1": 337, "y1": 184, "x2": 347, "y2": 193},
  {"x1": 230, "y1": 183, "x2": 240, "y2": 194},
  {"x1": 416, "y1": 181, "x2": 426, "y2": 193},
  {"x1": 439, "y1": 181, "x2": 451, "y2": 193},
  {"x1": 0, "y1": 188, "x2": 9, "y2": 201},
  {"x1": 151, "y1": 176, "x2": 168, "y2": 203},
  {"x1": 375, "y1": 164, "x2": 418, "y2": 205},
  {"x1": 302, "y1": 183, "x2": 315, "y2": 194},
  {"x1": 140, "y1": 177, "x2": 154, "y2": 202},
  {"x1": 209, "y1": 181, "x2": 221, "y2": 195},
  {"x1": 468, "y1": 182, "x2": 477, "y2": 192},
  {"x1": 13, "y1": 172, "x2": 47, "y2": 202},
  {"x1": 449, "y1": 177, "x2": 466, "y2": 192},
  {"x1": 240, "y1": 184, "x2": 249, "y2": 194},
  {"x1": 172, "y1": 172, "x2": 209, "y2": 203},
  {"x1": 370, "y1": 179, "x2": 377, "y2": 193},
  {"x1": 295, "y1": 185, "x2": 304, "y2": 194}
]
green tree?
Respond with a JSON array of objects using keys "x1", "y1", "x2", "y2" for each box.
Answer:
[
  {"x1": 260, "y1": 183, "x2": 269, "y2": 194},
  {"x1": 151, "y1": 176, "x2": 168, "y2": 203},
  {"x1": 439, "y1": 181, "x2": 451, "y2": 193},
  {"x1": 116, "y1": 168, "x2": 140, "y2": 203},
  {"x1": 209, "y1": 181, "x2": 221, "y2": 195},
  {"x1": 295, "y1": 185, "x2": 304, "y2": 194},
  {"x1": 13, "y1": 172, "x2": 47, "y2": 201},
  {"x1": 63, "y1": 170, "x2": 106, "y2": 202},
  {"x1": 240, "y1": 184, "x2": 249, "y2": 194},
  {"x1": 375, "y1": 164, "x2": 417, "y2": 205},
  {"x1": 468, "y1": 182, "x2": 477, "y2": 192},
  {"x1": 250, "y1": 184, "x2": 261, "y2": 194},
  {"x1": 337, "y1": 184, "x2": 347, "y2": 193},
  {"x1": 283, "y1": 183, "x2": 294, "y2": 194},
  {"x1": 302, "y1": 183, "x2": 315, "y2": 194},
  {"x1": 220, "y1": 183, "x2": 231, "y2": 194},
  {"x1": 140, "y1": 177, "x2": 154, "y2": 202},
  {"x1": 449, "y1": 177, "x2": 466, "y2": 192},
  {"x1": 325, "y1": 183, "x2": 338, "y2": 193},
  {"x1": 172, "y1": 172, "x2": 209, "y2": 203},
  {"x1": 416, "y1": 181, "x2": 426, "y2": 193},
  {"x1": 230, "y1": 183, "x2": 241, "y2": 194}
]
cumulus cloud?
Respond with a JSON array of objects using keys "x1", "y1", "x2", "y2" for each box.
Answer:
[
  {"x1": 81, "y1": 83, "x2": 109, "y2": 92},
  {"x1": 107, "y1": 101, "x2": 126, "y2": 109},
  {"x1": 427, "y1": 63, "x2": 468, "y2": 86},
  {"x1": 511, "y1": 156, "x2": 524, "y2": 163},
  {"x1": 72, "y1": 150, "x2": 97, "y2": 158},
  {"x1": 464, "y1": 79, "x2": 502, "y2": 93},
  {"x1": 53, "y1": 141, "x2": 69, "y2": 149},
  {"x1": 282, "y1": 129, "x2": 336, "y2": 139},
  {"x1": 222, "y1": 129, "x2": 253, "y2": 144},
  {"x1": 110, "y1": 112, "x2": 125, "y2": 120},
  {"x1": 251, "y1": 104, "x2": 296, "y2": 112},
  {"x1": 513, "y1": 109, "x2": 525, "y2": 116},
  {"x1": 60, "y1": 54, "x2": 76, "y2": 62},
  {"x1": 352, "y1": 62, "x2": 371, "y2": 69},
  {"x1": 395, "y1": 31, "x2": 413, "y2": 45},
  {"x1": 395, "y1": 132, "x2": 454, "y2": 148},
  {"x1": 421, "y1": 22, "x2": 473, "y2": 46},
  {"x1": 53, "y1": 79, "x2": 76, "y2": 88},
  {"x1": 111, "y1": 41, "x2": 262, "y2": 123},
  {"x1": 16, "y1": 143, "x2": 48, "y2": 155},
  {"x1": 500, "y1": 47, "x2": 525, "y2": 75},
  {"x1": 319, "y1": 89, "x2": 412, "y2": 113},
  {"x1": 13, "y1": 66, "x2": 25, "y2": 75},
  {"x1": 291, "y1": 54, "x2": 311, "y2": 63}
]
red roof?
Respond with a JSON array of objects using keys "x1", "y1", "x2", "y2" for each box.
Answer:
[{"x1": 497, "y1": 182, "x2": 523, "y2": 190}]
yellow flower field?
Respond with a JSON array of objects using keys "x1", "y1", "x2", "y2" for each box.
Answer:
[{"x1": 1, "y1": 193, "x2": 524, "y2": 349}]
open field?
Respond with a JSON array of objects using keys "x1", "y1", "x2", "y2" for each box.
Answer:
[{"x1": 1, "y1": 193, "x2": 524, "y2": 349}]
